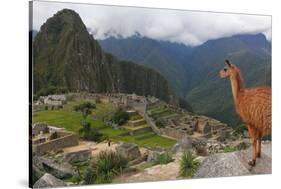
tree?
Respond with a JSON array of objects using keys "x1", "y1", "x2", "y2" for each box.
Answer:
[
  {"x1": 111, "y1": 108, "x2": 129, "y2": 125},
  {"x1": 74, "y1": 102, "x2": 96, "y2": 119},
  {"x1": 79, "y1": 121, "x2": 104, "y2": 142}
]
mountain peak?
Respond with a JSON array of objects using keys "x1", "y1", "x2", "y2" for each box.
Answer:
[
  {"x1": 33, "y1": 9, "x2": 175, "y2": 104},
  {"x1": 39, "y1": 9, "x2": 86, "y2": 34}
]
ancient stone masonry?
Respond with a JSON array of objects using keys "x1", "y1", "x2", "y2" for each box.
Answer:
[
  {"x1": 32, "y1": 122, "x2": 78, "y2": 156},
  {"x1": 33, "y1": 92, "x2": 232, "y2": 143},
  {"x1": 75, "y1": 92, "x2": 232, "y2": 142}
]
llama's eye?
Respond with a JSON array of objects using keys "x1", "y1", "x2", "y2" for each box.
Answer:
[{"x1": 224, "y1": 68, "x2": 227, "y2": 72}]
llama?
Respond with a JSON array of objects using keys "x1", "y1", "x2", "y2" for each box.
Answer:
[{"x1": 219, "y1": 59, "x2": 271, "y2": 166}]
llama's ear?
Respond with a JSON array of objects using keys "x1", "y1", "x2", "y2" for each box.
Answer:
[{"x1": 225, "y1": 59, "x2": 232, "y2": 67}]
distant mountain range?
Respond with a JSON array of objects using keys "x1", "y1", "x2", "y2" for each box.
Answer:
[
  {"x1": 99, "y1": 33, "x2": 271, "y2": 127},
  {"x1": 99, "y1": 36, "x2": 193, "y2": 96},
  {"x1": 32, "y1": 9, "x2": 177, "y2": 105}
]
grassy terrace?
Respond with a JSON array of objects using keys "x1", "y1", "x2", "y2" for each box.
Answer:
[
  {"x1": 148, "y1": 105, "x2": 177, "y2": 120},
  {"x1": 33, "y1": 100, "x2": 176, "y2": 149}
]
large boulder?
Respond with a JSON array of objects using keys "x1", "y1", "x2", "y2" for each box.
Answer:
[
  {"x1": 194, "y1": 144, "x2": 272, "y2": 178},
  {"x1": 39, "y1": 157, "x2": 75, "y2": 179},
  {"x1": 170, "y1": 135, "x2": 193, "y2": 153},
  {"x1": 33, "y1": 173, "x2": 66, "y2": 188},
  {"x1": 194, "y1": 153, "x2": 250, "y2": 178},
  {"x1": 32, "y1": 156, "x2": 46, "y2": 185},
  {"x1": 63, "y1": 149, "x2": 91, "y2": 163},
  {"x1": 147, "y1": 151, "x2": 162, "y2": 163},
  {"x1": 116, "y1": 143, "x2": 141, "y2": 161}
]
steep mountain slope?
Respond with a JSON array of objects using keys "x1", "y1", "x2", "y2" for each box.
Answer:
[
  {"x1": 99, "y1": 34, "x2": 271, "y2": 126},
  {"x1": 33, "y1": 9, "x2": 176, "y2": 104},
  {"x1": 99, "y1": 36, "x2": 193, "y2": 96},
  {"x1": 185, "y1": 34, "x2": 271, "y2": 126}
]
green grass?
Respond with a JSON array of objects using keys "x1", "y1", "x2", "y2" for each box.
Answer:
[
  {"x1": 129, "y1": 114, "x2": 143, "y2": 121},
  {"x1": 63, "y1": 99, "x2": 115, "y2": 120},
  {"x1": 33, "y1": 108, "x2": 176, "y2": 149},
  {"x1": 33, "y1": 111, "x2": 105, "y2": 133},
  {"x1": 113, "y1": 131, "x2": 176, "y2": 149}
]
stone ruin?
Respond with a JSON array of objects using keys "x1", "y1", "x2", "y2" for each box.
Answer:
[
  {"x1": 33, "y1": 94, "x2": 72, "y2": 111},
  {"x1": 32, "y1": 122, "x2": 78, "y2": 156}
]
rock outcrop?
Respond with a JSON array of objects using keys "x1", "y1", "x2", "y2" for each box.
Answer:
[
  {"x1": 33, "y1": 173, "x2": 66, "y2": 188},
  {"x1": 194, "y1": 144, "x2": 271, "y2": 178},
  {"x1": 39, "y1": 157, "x2": 76, "y2": 179},
  {"x1": 116, "y1": 143, "x2": 141, "y2": 161}
]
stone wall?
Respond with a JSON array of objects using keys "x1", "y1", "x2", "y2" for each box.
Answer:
[
  {"x1": 160, "y1": 128, "x2": 186, "y2": 139},
  {"x1": 33, "y1": 133, "x2": 79, "y2": 156},
  {"x1": 32, "y1": 122, "x2": 49, "y2": 136}
]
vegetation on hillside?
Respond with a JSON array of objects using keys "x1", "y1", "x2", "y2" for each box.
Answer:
[
  {"x1": 73, "y1": 101, "x2": 96, "y2": 118},
  {"x1": 179, "y1": 151, "x2": 200, "y2": 177},
  {"x1": 33, "y1": 9, "x2": 175, "y2": 104},
  {"x1": 100, "y1": 34, "x2": 271, "y2": 127},
  {"x1": 153, "y1": 152, "x2": 174, "y2": 165},
  {"x1": 83, "y1": 150, "x2": 128, "y2": 184},
  {"x1": 111, "y1": 108, "x2": 129, "y2": 125},
  {"x1": 33, "y1": 100, "x2": 176, "y2": 148}
]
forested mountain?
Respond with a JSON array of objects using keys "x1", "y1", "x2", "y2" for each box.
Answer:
[
  {"x1": 33, "y1": 9, "x2": 177, "y2": 104},
  {"x1": 99, "y1": 36, "x2": 193, "y2": 96},
  {"x1": 99, "y1": 33, "x2": 271, "y2": 126}
]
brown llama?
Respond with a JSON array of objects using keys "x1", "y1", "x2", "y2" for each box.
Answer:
[{"x1": 219, "y1": 59, "x2": 271, "y2": 166}]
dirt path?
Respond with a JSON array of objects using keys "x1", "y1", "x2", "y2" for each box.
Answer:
[
  {"x1": 114, "y1": 153, "x2": 183, "y2": 183},
  {"x1": 63, "y1": 141, "x2": 117, "y2": 156},
  {"x1": 63, "y1": 141, "x2": 148, "y2": 157}
]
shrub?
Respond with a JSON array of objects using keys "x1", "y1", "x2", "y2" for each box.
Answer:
[
  {"x1": 233, "y1": 124, "x2": 247, "y2": 137},
  {"x1": 36, "y1": 86, "x2": 68, "y2": 97},
  {"x1": 223, "y1": 146, "x2": 238, "y2": 153},
  {"x1": 83, "y1": 150, "x2": 128, "y2": 184},
  {"x1": 153, "y1": 152, "x2": 174, "y2": 165},
  {"x1": 111, "y1": 108, "x2": 129, "y2": 125},
  {"x1": 155, "y1": 118, "x2": 165, "y2": 128},
  {"x1": 74, "y1": 102, "x2": 96, "y2": 119},
  {"x1": 79, "y1": 121, "x2": 104, "y2": 142},
  {"x1": 179, "y1": 151, "x2": 200, "y2": 177}
]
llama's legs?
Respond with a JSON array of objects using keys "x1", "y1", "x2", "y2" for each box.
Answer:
[
  {"x1": 257, "y1": 132, "x2": 262, "y2": 158},
  {"x1": 257, "y1": 138, "x2": 261, "y2": 158},
  {"x1": 248, "y1": 126, "x2": 257, "y2": 166}
]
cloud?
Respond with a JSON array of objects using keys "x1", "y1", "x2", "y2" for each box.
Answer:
[{"x1": 32, "y1": 1, "x2": 271, "y2": 46}]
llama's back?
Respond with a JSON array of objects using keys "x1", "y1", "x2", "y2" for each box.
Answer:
[{"x1": 237, "y1": 87, "x2": 271, "y2": 136}]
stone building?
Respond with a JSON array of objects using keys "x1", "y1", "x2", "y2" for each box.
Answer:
[
  {"x1": 195, "y1": 120, "x2": 211, "y2": 135},
  {"x1": 32, "y1": 123, "x2": 78, "y2": 156}
]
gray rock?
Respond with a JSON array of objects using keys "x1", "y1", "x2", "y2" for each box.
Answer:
[
  {"x1": 63, "y1": 149, "x2": 91, "y2": 163},
  {"x1": 39, "y1": 157, "x2": 75, "y2": 179},
  {"x1": 32, "y1": 156, "x2": 45, "y2": 182},
  {"x1": 194, "y1": 153, "x2": 250, "y2": 178},
  {"x1": 33, "y1": 173, "x2": 66, "y2": 188},
  {"x1": 147, "y1": 151, "x2": 161, "y2": 163},
  {"x1": 194, "y1": 144, "x2": 272, "y2": 178},
  {"x1": 170, "y1": 143, "x2": 181, "y2": 154},
  {"x1": 116, "y1": 143, "x2": 141, "y2": 161},
  {"x1": 179, "y1": 135, "x2": 193, "y2": 149},
  {"x1": 170, "y1": 135, "x2": 193, "y2": 153},
  {"x1": 233, "y1": 141, "x2": 249, "y2": 150}
]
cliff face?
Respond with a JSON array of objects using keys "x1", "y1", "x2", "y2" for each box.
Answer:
[{"x1": 33, "y1": 9, "x2": 175, "y2": 103}]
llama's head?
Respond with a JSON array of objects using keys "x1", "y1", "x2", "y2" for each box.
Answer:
[{"x1": 219, "y1": 59, "x2": 237, "y2": 78}]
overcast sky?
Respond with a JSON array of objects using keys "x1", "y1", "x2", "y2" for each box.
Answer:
[{"x1": 32, "y1": 1, "x2": 271, "y2": 46}]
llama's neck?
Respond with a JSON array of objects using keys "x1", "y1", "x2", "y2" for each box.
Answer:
[{"x1": 229, "y1": 71, "x2": 244, "y2": 105}]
